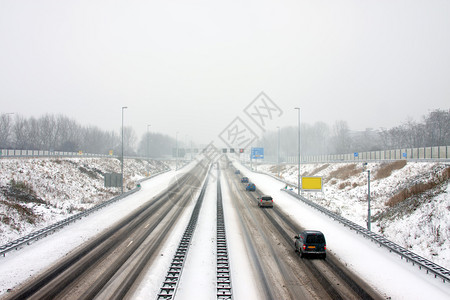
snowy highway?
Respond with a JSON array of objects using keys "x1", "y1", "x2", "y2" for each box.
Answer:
[
  {"x1": 221, "y1": 160, "x2": 380, "y2": 299},
  {"x1": 0, "y1": 157, "x2": 449, "y2": 299},
  {"x1": 1, "y1": 160, "x2": 209, "y2": 299}
]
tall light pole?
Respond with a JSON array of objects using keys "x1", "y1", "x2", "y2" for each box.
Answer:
[
  {"x1": 367, "y1": 169, "x2": 371, "y2": 231},
  {"x1": 277, "y1": 126, "x2": 280, "y2": 178},
  {"x1": 176, "y1": 131, "x2": 179, "y2": 170},
  {"x1": 121, "y1": 106, "x2": 127, "y2": 194},
  {"x1": 295, "y1": 107, "x2": 301, "y2": 195},
  {"x1": 185, "y1": 134, "x2": 188, "y2": 162},
  {"x1": 147, "y1": 124, "x2": 151, "y2": 160}
]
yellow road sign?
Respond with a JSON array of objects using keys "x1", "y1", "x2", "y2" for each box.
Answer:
[{"x1": 302, "y1": 176, "x2": 323, "y2": 192}]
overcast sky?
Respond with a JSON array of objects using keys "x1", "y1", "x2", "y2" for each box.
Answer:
[{"x1": 1, "y1": 0, "x2": 449, "y2": 147}]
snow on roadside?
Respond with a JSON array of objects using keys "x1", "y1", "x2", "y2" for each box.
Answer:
[
  {"x1": 254, "y1": 161, "x2": 450, "y2": 269},
  {"x1": 175, "y1": 171, "x2": 217, "y2": 300},
  {"x1": 0, "y1": 158, "x2": 198, "y2": 297},
  {"x1": 0, "y1": 157, "x2": 169, "y2": 245},
  {"x1": 0, "y1": 157, "x2": 448, "y2": 299},
  {"x1": 234, "y1": 160, "x2": 450, "y2": 299},
  {"x1": 0, "y1": 169, "x2": 177, "y2": 296}
]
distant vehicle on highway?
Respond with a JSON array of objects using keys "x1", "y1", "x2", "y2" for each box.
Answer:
[
  {"x1": 235, "y1": 169, "x2": 240, "y2": 174},
  {"x1": 294, "y1": 230, "x2": 326, "y2": 259},
  {"x1": 241, "y1": 177, "x2": 249, "y2": 183},
  {"x1": 258, "y1": 195, "x2": 273, "y2": 208},
  {"x1": 246, "y1": 183, "x2": 256, "y2": 191}
]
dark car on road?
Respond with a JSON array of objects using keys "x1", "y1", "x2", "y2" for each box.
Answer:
[
  {"x1": 235, "y1": 169, "x2": 240, "y2": 174},
  {"x1": 246, "y1": 183, "x2": 256, "y2": 191},
  {"x1": 241, "y1": 177, "x2": 249, "y2": 183},
  {"x1": 258, "y1": 195, "x2": 273, "y2": 208},
  {"x1": 294, "y1": 230, "x2": 326, "y2": 259}
]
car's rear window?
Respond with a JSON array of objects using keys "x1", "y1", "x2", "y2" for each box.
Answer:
[
  {"x1": 306, "y1": 234, "x2": 325, "y2": 243},
  {"x1": 262, "y1": 197, "x2": 272, "y2": 200}
]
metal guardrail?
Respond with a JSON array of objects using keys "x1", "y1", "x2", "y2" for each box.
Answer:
[
  {"x1": 235, "y1": 160, "x2": 450, "y2": 283},
  {"x1": 0, "y1": 148, "x2": 193, "y2": 163},
  {"x1": 0, "y1": 149, "x2": 110, "y2": 158},
  {"x1": 282, "y1": 189, "x2": 450, "y2": 284},
  {"x1": 0, "y1": 170, "x2": 169, "y2": 257},
  {"x1": 216, "y1": 167, "x2": 232, "y2": 300},
  {"x1": 234, "y1": 145, "x2": 450, "y2": 165}
]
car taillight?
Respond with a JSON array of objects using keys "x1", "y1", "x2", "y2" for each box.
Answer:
[
  {"x1": 302, "y1": 244, "x2": 306, "y2": 250},
  {"x1": 324, "y1": 245, "x2": 326, "y2": 250}
]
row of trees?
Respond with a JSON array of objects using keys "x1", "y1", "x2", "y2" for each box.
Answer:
[
  {"x1": 379, "y1": 109, "x2": 450, "y2": 149},
  {"x1": 1, "y1": 109, "x2": 448, "y2": 157},
  {"x1": 258, "y1": 109, "x2": 449, "y2": 157},
  {"x1": 0, "y1": 114, "x2": 178, "y2": 157}
]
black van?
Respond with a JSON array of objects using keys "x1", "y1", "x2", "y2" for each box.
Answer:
[{"x1": 294, "y1": 230, "x2": 326, "y2": 259}]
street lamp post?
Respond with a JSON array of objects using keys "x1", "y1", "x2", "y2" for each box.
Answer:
[
  {"x1": 121, "y1": 106, "x2": 127, "y2": 194},
  {"x1": 367, "y1": 169, "x2": 371, "y2": 231},
  {"x1": 185, "y1": 135, "x2": 188, "y2": 162},
  {"x1": 176, "y1": 132, "x2": 179, "y2": 170},
  {"x1": 277, "y1": 126, "x2": 280, "y2": 178},
  {"x1": 147, "y1": 125, "x2": 151, "y2": 160},
  {"x1": 294, "y1": 107, "x2": 301, "y2": 195}
]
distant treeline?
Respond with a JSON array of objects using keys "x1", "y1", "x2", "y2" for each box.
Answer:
[
  {"x1": 0, "y1": 114, "x2": 177, "y2": 157},
  {"x1": 259, "y1": 109, "x2": 449, "y2": 157},
  {"x1": 1, "y1": 109, "x2": 448, "y2": 157}
]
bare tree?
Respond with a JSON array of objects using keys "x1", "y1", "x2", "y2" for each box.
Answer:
[
  {"x1": 123, "y1": 126, "x2": 137, "y2": 156},
  {"x1": 351, "y1": 128, "x2": 382, "y2": 152},
  {"x1": 332, "y1": 120, "x2": 351, "y2": 154},
  {"x1": 80, "y1": 126, "x2": 117, "y2": 154},
  {"x1": 57, "y1": 116, "x2": 82, "y2": 151},
  {"x1": 311, "y1": 122, "x2": 330, "y2": 154},
  {"x1": 27, "y1": 117, "x2": 42, "y2": 149},
  {"x1": 12, "y1": 115, "x2": 30, "y2": 149},
  {"x1": 424, "y1": 109, "x2": 450, "y2": 146},
  {"x1": 39, "y1": 114, "x2": 59, "y2": 150},
  {"x1": 137, "y1": 132, "x2": 177, "y2": 158},
  {"x1": 0, "y1": 114, "x2": 13, "y2": 148},
  {"x1": 403, "y1": 119, "x2": 425, "y2": 148}
]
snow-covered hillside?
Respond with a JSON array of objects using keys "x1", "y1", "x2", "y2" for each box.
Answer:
[
  {"x1": 0, "y1": 157, "x2": 169, "y2": 245},
  {"x1": 252, "y1": 160, "x2": 450, "y2": 269},
  {"x1": 1, "y1": 157, "x2": 449, "y2": 270}
]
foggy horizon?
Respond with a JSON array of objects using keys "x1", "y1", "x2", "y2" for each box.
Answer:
[{"x1": 1, "y1": 1, "x2": 449, "y2": 147}]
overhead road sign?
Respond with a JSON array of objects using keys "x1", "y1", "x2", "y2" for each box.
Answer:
[{"x1": 251, "y1": 147, "x2": 264, "y2": 159}]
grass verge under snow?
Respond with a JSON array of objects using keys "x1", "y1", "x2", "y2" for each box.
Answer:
[{"x1": 0, "y1": 157, "x2": 168, "y2": 245}]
